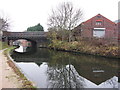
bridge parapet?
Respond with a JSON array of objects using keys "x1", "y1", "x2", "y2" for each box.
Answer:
[{"x1": 3, "y1": 31, "x2": 46, "y2": 38}]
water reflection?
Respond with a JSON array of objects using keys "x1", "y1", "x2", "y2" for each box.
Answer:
[
  {"x1": 47, "y1": 64, "x2": 85, "y2": 88},
  {"x1": 11, "y1": 48, "x2": 119, "y2": 88},
  {"x1": 15, "y1": 45, "x2": 27, "y2": 52},
  {"x1": 13, "y1": 39, "x2": 35, "y2": 53},
  {"x1": 16, "y1": 62, "x2": 48, "y2": 88}
]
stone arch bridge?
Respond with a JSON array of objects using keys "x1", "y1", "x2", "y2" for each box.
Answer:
[{"x1": 2, "y1": 31, "x2": 48, "y2": 47}]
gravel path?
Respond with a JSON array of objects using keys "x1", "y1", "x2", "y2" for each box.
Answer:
[{"x1": 0, "y1": 49, "x2": 23, "y2": 89}]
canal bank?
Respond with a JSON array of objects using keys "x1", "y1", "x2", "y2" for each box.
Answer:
[
  {"x1": 47, "y1": 40, "x2": 119, "y2": 59},
  {"x1": 0, "y1": 47, "x2": 36, "y2": 89}
]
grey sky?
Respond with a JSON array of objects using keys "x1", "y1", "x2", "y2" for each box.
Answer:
[{"x1": 0, "y1": 0, "x2": 119, "y2": 32}]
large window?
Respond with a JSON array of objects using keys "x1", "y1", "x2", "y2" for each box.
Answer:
[{"x1": 93, "y1": 28, "x2": 105, "y2": 38}]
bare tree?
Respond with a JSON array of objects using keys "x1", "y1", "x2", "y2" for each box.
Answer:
[
  {"x1": 0, "y1": 17, "x2": 9, "y2": 31},
  {"x1": 48, "y1": 2, "x2": 83, "y2": 41}
]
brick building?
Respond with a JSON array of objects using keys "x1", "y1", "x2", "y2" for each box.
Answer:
[
  {"x1": 76, "y1": 14, "x2": 118, "y2": 39},
  {"x1": 118, "y1": 22, "x2": 120, "y2": 41}
]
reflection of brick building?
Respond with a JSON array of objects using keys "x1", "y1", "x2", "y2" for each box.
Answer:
[
  {"x1": 18, "y1": 39, "x2": 31, "y2": 47},
  {"x1": 75, "y1": 14, "x2": 118, "y2": 39}
]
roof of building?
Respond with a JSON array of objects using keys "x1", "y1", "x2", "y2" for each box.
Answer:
[{"x1": 82, "y1": 14, "x2": 116, "y2": 25}]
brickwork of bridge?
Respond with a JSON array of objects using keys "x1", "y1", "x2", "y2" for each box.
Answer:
[{"x1": 2, "y1": 31, "x2": 48, "y2": 47}]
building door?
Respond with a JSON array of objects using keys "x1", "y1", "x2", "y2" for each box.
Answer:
[{"x1": 93, "y1": 28, "x2": 105, "y2": 38}]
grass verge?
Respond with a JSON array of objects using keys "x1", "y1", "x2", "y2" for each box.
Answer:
[{"x1": 0, "y1": 41, "x2": 9, "y2": 50}]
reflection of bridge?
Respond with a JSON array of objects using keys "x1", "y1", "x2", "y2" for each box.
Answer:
[
  {"x1": 14, "y1": 57, "x2": 48, "y2": 66},
  {"x1": 2, "y1": 31, "x2": 48, "y2": 47}
]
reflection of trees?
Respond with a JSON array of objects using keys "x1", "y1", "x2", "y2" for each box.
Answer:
[
  {"x1": 99, "y1": 76, "x2": 118, "y2": 88},
  {"x1": 106, "y1": 76, "x2": 118, "y2": 88},
  {"x1": 47, "y1": 50, "x2": 118, "y2": 85},
  {"x1": 45, "y1": 50, "x2": 119, "y2": 87},
  {"x1": 47, "y1": 64, "x2": 85, "y2": 88}
]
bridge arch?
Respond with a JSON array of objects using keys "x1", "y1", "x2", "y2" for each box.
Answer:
[{"x1": 2, "y1": 31, "x2": 48, "y2": 47}]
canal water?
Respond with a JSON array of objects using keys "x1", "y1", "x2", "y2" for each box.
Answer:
[{"x1": 11, "y1": 46, "x2": 119, "y2": 88}]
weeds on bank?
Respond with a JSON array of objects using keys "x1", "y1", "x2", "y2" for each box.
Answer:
[{"x1": 48, "y1": 39, "x2": 119, "y2": 58}]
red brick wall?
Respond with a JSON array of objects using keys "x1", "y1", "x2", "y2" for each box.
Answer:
[
  {"x1": 118, "y1": 22, "x2": 120, "y2": 41},
  {"x1": 81, "y1": 14, "x2": 117, "y2": 39}
]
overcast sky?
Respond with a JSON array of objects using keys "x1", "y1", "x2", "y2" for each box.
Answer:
[{"x1": 0, "y1": 0, "x2": 119, "y2": 32}]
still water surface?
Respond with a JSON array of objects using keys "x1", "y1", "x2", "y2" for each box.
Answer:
[{"x1": 11, "y1": 47, "x2": 119, "y2": 88}]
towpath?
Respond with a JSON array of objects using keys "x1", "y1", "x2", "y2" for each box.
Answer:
[{"x1": 0, "y1": 49, "x2": 23, "y2": 89}]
